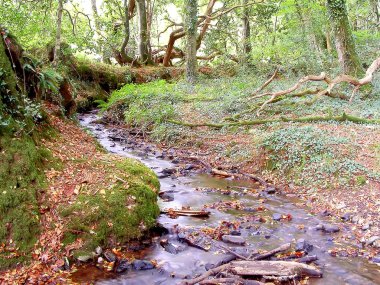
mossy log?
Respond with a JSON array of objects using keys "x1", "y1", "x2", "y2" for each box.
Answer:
[{"x1": 169, "y1": 113, "x2": 380, "y2": 129}]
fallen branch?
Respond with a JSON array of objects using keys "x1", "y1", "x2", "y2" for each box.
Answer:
[
  {"x1": 252, "y1": 56, "x2": 380, "y2": 115},
  {"x1": 180, "y1": 263, "x2": 231, "y2": 285},
  {"x1": 199, "y1": 278, "x2": 264, "y2": 285},
  {"x1": 250, "y1": 243, "x2": 291, "y2": 260},
  {"x1": 161, "y1": 209, "x2": 210, "y2": 217},
  {"x1": 252, "y1": 68, "x2": 279, "y2": 96},
  {"x1": 169, "y1": 113, "x2": 380, "y2": 129}
]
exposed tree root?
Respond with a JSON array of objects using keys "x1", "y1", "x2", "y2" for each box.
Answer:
[
  {"x1": 224, "y1": 88, "x2": 347, "y2": 122},
  {"x1": 251, "y1": 57, "x2": 380, "y2": 115},
  {"x1": 169, "y1": 113, "x2": 380, "y2": 129}
]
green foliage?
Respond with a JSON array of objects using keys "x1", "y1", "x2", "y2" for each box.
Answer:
[
  {"x1": 258, "y1": 126, "x2": 378, "y2": 187},
  {"x1": 103, "y1": 80, "x2": 177, "y2": 131},
  {"x1": 60, "y1": 158, "x2": 160, "y2": 252}
]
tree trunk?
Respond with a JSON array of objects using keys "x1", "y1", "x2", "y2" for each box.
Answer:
[
  {"x1": 369, "y1": 0, "x2": 379, "y2": 23},
  {"x1": 0, "y1": 32, "x2": 18, "y2": 104},
  {"x1": 136, "y1": 0, "x2": 153, "y2": 64},
  {"x1": 53, "y1": 0, "x2": 64, "y2": 66},
  {"x1": 241, "y1": 0, "x2": 251, "y2": 60},
  {"x1": 120, "y1": 0, "x2": 134, "y2": 64},
  {"x1": 326, "y1": 0, "x2": 363, "y2": 76},
  {"x1": 184, "y1": 0, "x2": 198, "y2": 83}
]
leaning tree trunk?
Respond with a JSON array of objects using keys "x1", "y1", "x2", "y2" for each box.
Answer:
[
  {"x1": 326, "y1": 0, "x2": 363, "y2": 76},
  {"x1": 136, "y1": 0, "x2": 153, "y2": 64},
  {"x1": 241, "y1": 0, "x2": 251, "y2": 61},
  {"x1": 53, "y1": 0, "x2": 64, "y2": 66},
  {"x1": 184, "y1": 0, "x2": 198, "y2": 83},
  {"x1": 0, "y1": 30, "x2": 19, "y2": 111}
]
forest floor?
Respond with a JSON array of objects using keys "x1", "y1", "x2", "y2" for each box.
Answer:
[
  {"x1": 99, "y1": 73, "x2": 380, "y2": 260},
  {"x1": 0, "y1": 103, "x2": 159, "y2": 284}
]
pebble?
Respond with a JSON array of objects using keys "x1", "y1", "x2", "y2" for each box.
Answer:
[
  {"x1": 272, "y1": 213, "x2": 282, "y2": 221},
  {"x1": 222, "y1": 235, "x2": 246, "y2": 245}
]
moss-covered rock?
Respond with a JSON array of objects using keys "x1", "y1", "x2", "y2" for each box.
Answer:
[{"x1": 60, "y1": 158, "x2": 160, "y2": 255}]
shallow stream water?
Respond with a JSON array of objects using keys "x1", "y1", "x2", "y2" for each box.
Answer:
[{"x1": 77, "y1": 111, "x2": 380, "y2": 285}]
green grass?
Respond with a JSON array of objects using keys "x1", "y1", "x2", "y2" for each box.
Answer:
[{"x1": 60, "y1": 158, "x2": 160, "y2": 255}]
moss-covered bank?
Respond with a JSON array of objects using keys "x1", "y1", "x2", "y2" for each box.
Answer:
[{"x1": 60, "y1": 158, "x2": 160, "y2": 255}]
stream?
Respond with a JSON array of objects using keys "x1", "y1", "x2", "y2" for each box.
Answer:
[{"x1": 76, "y1": 111, "x2": 380, "y2": 285}]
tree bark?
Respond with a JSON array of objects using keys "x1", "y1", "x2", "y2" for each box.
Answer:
[
  {"x1": 136, "y1": 0, "x2": 153, "y2": 64},
  {"x1": 326, "y1": 0, "x2": 363, "y2": 76},
  {"x1": 369, "y1": 0, "x2": 379, "y2": 23},
  {"x1": 241, "y1": 0, "x2": 251, "y2": 60},
  {"x1": 53, "y1": 0, "x2": 64, "y2": 65},
  {"x1": 184, "y1": 0, "x2": 198, "y2": 83}
]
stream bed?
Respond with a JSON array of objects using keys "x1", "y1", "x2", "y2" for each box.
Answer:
[{"x1": 77, "y1": 111, "x2": 380, "y2": 285}]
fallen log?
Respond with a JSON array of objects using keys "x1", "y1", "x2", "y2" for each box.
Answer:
[
  {"x1": 229, "y1": 260, "x2": 322, "y2": 278},
  {"x1": 168, "y1": 112, "x2": 380, "y2": 129}
]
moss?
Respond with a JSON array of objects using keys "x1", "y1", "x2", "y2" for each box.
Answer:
[
  {"x1": 60, "y1": 158, "x2": 160, "y2": 254},
  {"x1": 0, "y1": 132, "x2": 51, "y2": 268}
]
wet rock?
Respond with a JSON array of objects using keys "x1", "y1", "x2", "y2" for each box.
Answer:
[
  {"x1": 184, "y1": 164, "x2": 196, "y2": 170},
  {"x1": 264, "y1": 186, "x2": 276, "y2": 194},
  {"x1": 362, "y1": 223, "x2": 371, "y2": 231},
  {"x1": 243, "y1": 207, "x2": 257, "y2": 213},
  {"x1": 316, "y1": 224, "x2": 340, "y2": 233},
  {"x1": 365, "y1": 236, "x2": 380, "y2": 246},
  {"x1": 323, "y1": 224, "x2": 340, "y2": 233},
  {"x1": 77, "y1": 255, "x2": 92, "y2": 263},
  {"x1": 372, "y1": 256, "x2": 380, "y2": 263},
  {"x1": 222, "y1": 235, "x2": 246, "y2": 245},
  {"x1": 158, "y1": 168, "x2": 176, "y2": 178},
  {"x1": 95, "y1": 246, "x2": 102, "y2": 255},
  {"x1": 158, "y1": 191, "x2": 174, "y2": 202},
  {"x1": 319, "y1": 210, "x2": 332, "y2": 217},
  {"x1": 103, "y1": 251, "x2": 116, "y2": 263},
  {"x1": 341, "y1": 213, "x2": 352, "y2": 222},
  {"x1": 132, "y1": 260, "x2": 155, "y2": 270},
  {"x1": 230, "y1": 230, "x2": 241, "y2": 236},
  {"x1": 272, "y1": 213, "x2": 282, "y2": 221},
  {"x1": 160, "y1": 239, "x2": 186, "y2": 254},
  {"x1": 116, "y1": 259, "x2": 130, "y2": 273},
  {"x1": 296, "y1": 239, "x2": 314, "y2": 253}
]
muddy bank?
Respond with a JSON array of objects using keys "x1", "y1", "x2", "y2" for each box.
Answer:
[{"x1": 72, "y1": 111, "x2": 380, "y2": 285}]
